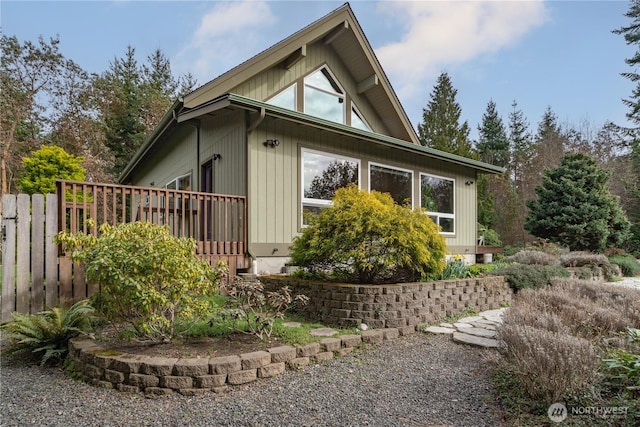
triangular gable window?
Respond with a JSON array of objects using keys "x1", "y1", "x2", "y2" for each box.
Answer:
[
  {"x1": 267, "y1": 84, "x2": 296, "y2": 110},
  {"x1": 266, "y1": 65, "x2": 373, "y2": 131},
  {"x1": 304, "y1": 66, "x2": 345, "y2": 124},
  {"x1": 351, "y1": 106, "x2": 371, "y2": 131}
]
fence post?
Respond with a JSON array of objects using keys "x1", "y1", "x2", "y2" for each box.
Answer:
[{"x1": 1, "y1": 195, "x2": 17, "y2": 323}]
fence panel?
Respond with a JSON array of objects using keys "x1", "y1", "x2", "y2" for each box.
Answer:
[{"x1": 2, "y1": 182, "x2": 249, "y2": 321}]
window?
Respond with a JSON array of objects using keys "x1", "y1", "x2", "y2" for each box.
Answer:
[
  {"x1": 304, "y1": 67, "x2": 345, "y2": 124},
  {"x1": 420, "y1": 173, "x2": 455, "y2": 234},
  {"x1": 351, "y1": 106, "x2": 371, "y2": 131},
  {"x1": 266, "y1": 84, "x2": 296, "y2": 110},
  {"x1": 166, "y1": 173, "x2": 191, "y2": 191},
  {"x1": 302, "y1": 149, "x2": 359, "y2": 225},
  {"x1": 369, "y1": 163, "x2": 413, "y2": 207}
]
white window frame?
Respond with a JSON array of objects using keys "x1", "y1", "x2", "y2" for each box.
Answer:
[
  {"x1": 420, "y1": 172, "x2": 455, "y2": 235},
  {"x1": 165, "y1": 173, "x2": 192, "y2": 191},
  {"x1": 301, "y1": 148, "x2": 360, "y2": 226},
  {"x1": 303, "y1": 65, "x2": 346, "y2": 124},
  {"x1": 368, "y1": 162, "x2": 414, "y2": 208}
]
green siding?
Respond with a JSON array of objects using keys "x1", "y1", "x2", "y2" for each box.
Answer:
[
  {"x1": 232, "y1": 42, "x2": 390, "y2": 136},
  {"x1": 248, "y1": 117, "x2": 478, "y2": 254},
  {"x1": 200, "y1": 111, "x2": 246, "y2": 196},
  {"x1": 128, "y1": 125, "x2": 197, "y2": 189}
]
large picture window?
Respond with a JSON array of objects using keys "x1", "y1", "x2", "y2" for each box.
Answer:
[
  {"x1": 302, "y1": 149, "x2": 359, "y2": 225},
  {"x1": 369, "y1": 163, "x2": 413, "y2": 207},
  {"x1": 420, "y1": 173, "x2": 455, "y2": 234}
]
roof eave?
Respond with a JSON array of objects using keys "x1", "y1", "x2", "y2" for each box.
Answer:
[{"x1": 181, "y1": 94, "x2": 505, "y2": 175}]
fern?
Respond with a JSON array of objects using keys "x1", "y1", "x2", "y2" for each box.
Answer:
[{"x1": 1, "y1": 300, "x2": 96, "y2": 366}]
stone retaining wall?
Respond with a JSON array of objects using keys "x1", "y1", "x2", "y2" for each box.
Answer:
[
  {"x1": 262, "y1": 276, "x2": 512, "y2": 334},
  {"x1": 67, "y1": 329, "x2": 399, "y2": 395}
]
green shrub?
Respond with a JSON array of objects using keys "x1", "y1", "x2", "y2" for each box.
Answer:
[
  {"x1": 492, "y1": 264, "x2": 570, "y2": 291},
  {"x1": 603, "y1": 328, "x2": 640, "y2": 390},
  {"x1": 560, "y1": 251, "x2": 618, "y2": 280},
  {"x1": 1, "y1": 300, "x2": 95, "y2": 366},
  {"x1": 478, "y1": 224, "x2": 502, "y2": 246},
  {"x1": 56, "y1": 222, "x2": 226, "y2": 342},
  {"x1": 508, "y1": 250, "x2": 558, "y2": 266},
  {"x1": 290, "y1": 186, "x2": 447, "y2": 284},
  {"x1": 609, "y1": 254, "x2": 640, "y2": 277}
]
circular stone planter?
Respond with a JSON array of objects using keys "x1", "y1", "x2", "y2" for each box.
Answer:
[{"x1": 67, "y1": 328, "x2": 402, "y2": 395}]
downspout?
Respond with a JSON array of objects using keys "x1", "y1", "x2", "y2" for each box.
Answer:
[{"x1": 246, "y1": 107, "x2": 265, "y2": 274}]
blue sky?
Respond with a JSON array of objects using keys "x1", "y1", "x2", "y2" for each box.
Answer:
[{"x1": 2, "y1": 1, "x2": 635, "y2": 140}]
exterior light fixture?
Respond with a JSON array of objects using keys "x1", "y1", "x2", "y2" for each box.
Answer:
[
  {"x1": 465, "y1": 180, "x2": 474, "y2": 185},
  {"x1": 264, "y1": 139, "x2": 280, "y2": 147}
]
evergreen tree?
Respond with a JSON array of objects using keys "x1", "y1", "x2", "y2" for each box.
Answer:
[
  {"x1": 525, "y1": 153, "x2": 630, "y2": 252},
  {"x1": 476, "y1": 100, "x2": 509, "y2": 167},
  {"x1": 418, "y1": 72, "x2": 474, "y2": 158},
  {"x1": 613, "y1": 0, "x2": 640, "y2": 253},
  {"x1": 96, "y1": 46, "x2": 146, "y2": 177},
  {"x1": 507, "y1": 100, "x2": 533, "y2": 189}
]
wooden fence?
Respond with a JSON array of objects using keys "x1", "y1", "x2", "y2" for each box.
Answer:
[{"x1": 1, "y1": 182, "x2": 249, "y2": 322}]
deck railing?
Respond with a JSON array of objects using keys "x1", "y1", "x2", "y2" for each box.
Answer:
[{"x1": 56, "y1": 180, "x2": 248, "y2": 267}]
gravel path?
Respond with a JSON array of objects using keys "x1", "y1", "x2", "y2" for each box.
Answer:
[{"x1": 1, "y1": 333, "x2": 505, "y2": 427}]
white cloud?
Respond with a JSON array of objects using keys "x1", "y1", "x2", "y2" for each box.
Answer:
[
  {"x1": 375, "y1": 0, "x2": 549, "y2": 99},
  {"x1": 174, "y1": 0, "x2": 275, "y2": 85}
]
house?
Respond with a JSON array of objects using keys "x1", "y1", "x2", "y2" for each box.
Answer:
[{"x1": 118, "y1": 3, "x2": 504, "y2": 275}]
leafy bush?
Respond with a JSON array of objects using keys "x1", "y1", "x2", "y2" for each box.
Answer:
[
  {"x1": 508, "y1": 250, "x2": 558, "y2": 266},
  {"x1": 609, "y1": 254, "x2": 640, "y2": 277},
  {"x1": 492, "y1": 264, "x2": 569, "y2": 291},
  {"x1": 217, "y1": 276, "x2": 310, "y2": 340},
  {"x1": 560, "y1": 251, "x2": 609, "y2": 267},
  {"x1": 56, "y1": 222, "x2": 226, "y2": 342},
  {"x1": 1, "y1": 300, "x2": 95, "y2": 366},
  {"x1": 603, "y1": 328, "x2": 640, "y2": 390},
  {"x1": 19, "y1": 145, "x2": 86, "y2": 195},
  {"x1": 478, "y1": 224, "x2": 502, "y2": 246},
  {"x1": 290, "y1": 186, "x2": 447, "y2": 284}
]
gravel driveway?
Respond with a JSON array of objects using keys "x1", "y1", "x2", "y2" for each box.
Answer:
[{"x1": 1, "y1": 333, "x2": 504, "y2": 427}]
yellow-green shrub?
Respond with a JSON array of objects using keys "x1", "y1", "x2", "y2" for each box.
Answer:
[
  {"x1": 290, "y1": 186, "x2": 446, "y2": 284},
  {"x1": 56, "y1": 222, "x2": 226, "y2": 341}
]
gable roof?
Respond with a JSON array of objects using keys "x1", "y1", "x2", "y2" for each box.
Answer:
[{"x1": 182, "y1": 3, "x2": 419, "y2": 144}]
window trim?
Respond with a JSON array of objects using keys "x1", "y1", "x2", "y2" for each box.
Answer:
[
  {"x1": 165, "y1": 172, "x2": 192, "y2": 191},
  {"x1": 300, "y1": 147, "x2": 361, "y2": 227},
  {"x1": 368, "y1": 161, "x2": 414, "y2": 209},
  {"x1": 420, "y1": 172, "x2": 456, "y2": 235}
]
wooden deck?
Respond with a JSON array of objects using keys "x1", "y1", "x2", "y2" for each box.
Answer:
[{"x1": 57, "y1": 180, "x2": 250, "y2": 273}]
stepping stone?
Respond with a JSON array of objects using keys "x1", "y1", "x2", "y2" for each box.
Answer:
[
  {"x1": 469, "y1": 322, "x2": 497, "y2": 331},
  {"x1": 424, "y1": 326, "x2": 456, "y2": 335},
  {"x1": 309, "y1": 328, "x2": 338, "y2": 337},
  {"x1": 453, "y1": 322, "x2": 473, "y2": 329},
  {"x1": 457, "y1": 316, "x2": 483, "y2": 323},
  {"x1": 474, "y1": 319, "x2": 499, "y2": 326},
  {"x1": 479, "y1": 308, "x2": 507, "y2": 318},
  {"x1": 282, "y1": 322, "x2": 302, "y2": 328},
  {"x1": 456, "y1": 327, "x2": 497, "y2": 338},
  {"x1": 452, "y1": 332, "x2": 500, "y2": 348},
  {"x1": 439, "y1": 322, "x2": 455, "y2": 328}
]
